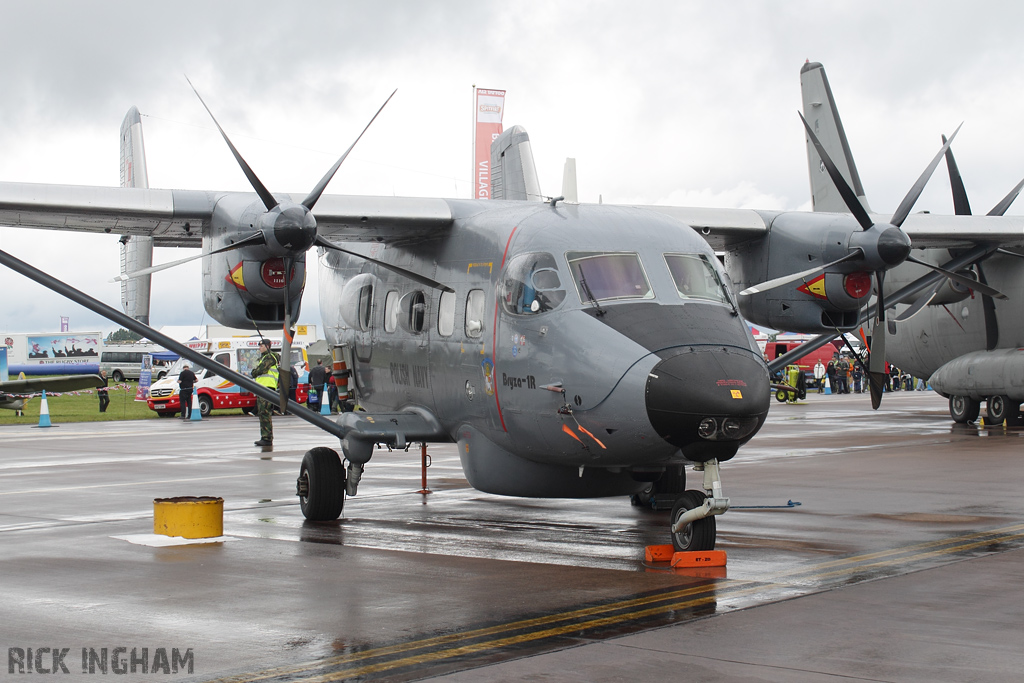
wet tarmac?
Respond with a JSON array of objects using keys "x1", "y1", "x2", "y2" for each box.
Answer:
[{"x1": 2, "y1": 391, "x2": 1023, "y2": 681}]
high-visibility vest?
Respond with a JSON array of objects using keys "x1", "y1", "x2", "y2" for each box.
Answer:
[{"x1": 255, "y1": 363, "x2": 279, "y2": 390}]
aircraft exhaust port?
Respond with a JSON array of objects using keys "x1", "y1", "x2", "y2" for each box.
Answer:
[{"x1": 153, "y1": 496, "x2": 224, "y2": 539}]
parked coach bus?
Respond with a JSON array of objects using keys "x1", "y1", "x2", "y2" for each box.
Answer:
[
  {"x1": 99, "y1": 344, "x2": 159, "y2": 381},
  {"x1": 147, "y1": 338, "x2": 309, "y2": 417}
]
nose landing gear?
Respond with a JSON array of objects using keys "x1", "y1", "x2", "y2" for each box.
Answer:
[{"x1": 669, "y1": 459, "x2": 729, "y2": 552}]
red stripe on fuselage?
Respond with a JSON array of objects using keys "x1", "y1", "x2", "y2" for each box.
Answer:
[{"x1": 491, "y1": 225, "x2": 519, "y2": 432}]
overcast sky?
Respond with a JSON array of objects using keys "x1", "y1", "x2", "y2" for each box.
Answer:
[{"x1": 2, "y1": 1, "x2": 1024, "y2": 338}]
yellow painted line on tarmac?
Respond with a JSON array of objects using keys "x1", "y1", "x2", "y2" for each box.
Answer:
[{"x1": 210, "y1": 523, "x2": 1024, "y2": 683}]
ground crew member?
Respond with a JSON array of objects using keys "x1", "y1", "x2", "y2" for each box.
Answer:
[
  {"x1": 251, "y1": 339, "x2": 280, "y2": 446},
  {"x1": 785, "y1": 363, "x2": 802, "y2": 403}
]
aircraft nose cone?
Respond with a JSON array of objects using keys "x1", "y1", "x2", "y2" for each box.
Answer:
[{"x1": 645, "y1": 348, "x2": 769, "y2": 462}]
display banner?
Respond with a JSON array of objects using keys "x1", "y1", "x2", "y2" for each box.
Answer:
[{"x1": 474, "y1": 88, "x2": 506, "y2": 199}]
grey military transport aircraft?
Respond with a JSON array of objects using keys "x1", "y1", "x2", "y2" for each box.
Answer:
[
  {"x1": 763, "y1": 62, "x2": 1024, "y2": 425},
  {"x1": 1, "y1": 66, "x2": 1021, "y2": 551}
]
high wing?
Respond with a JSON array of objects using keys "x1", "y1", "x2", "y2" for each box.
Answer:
[{"x1": 0, "y1": 183, "x2": 453, "y2": 246}]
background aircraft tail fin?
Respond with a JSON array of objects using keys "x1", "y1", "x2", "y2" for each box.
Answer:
[
  {"x1": 118, "y1": 106, "x2": 154, "y2": 324},
  {"x1": 800, "y1": 62, "x2": 871, "y2": 214},
  {"x1": 490, "y1": 125, "x2": 542, "y2": 201}
]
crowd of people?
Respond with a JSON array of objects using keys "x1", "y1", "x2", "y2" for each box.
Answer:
[{"x1": 807, "y1": 352, "x2": 928, "y2": 394}]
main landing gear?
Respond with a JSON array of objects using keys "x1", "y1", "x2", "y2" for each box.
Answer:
[
  {"x1": 669, "y1": 459, "x2": 729, "y2": 552},
  {"x1": 296, "y1": 447, "x2": 349, "y2": 521}
]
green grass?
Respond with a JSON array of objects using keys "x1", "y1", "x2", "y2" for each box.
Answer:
[{"x1": 0, "y1": 382, "x2": 239, "y2": 425}]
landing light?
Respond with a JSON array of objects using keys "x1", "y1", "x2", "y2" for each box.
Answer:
[{"x1": 698, "y1": 417, "x2": 717, "y2": 438}]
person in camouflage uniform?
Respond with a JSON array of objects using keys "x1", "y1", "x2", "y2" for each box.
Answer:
[{"x1": 251, "y1": 339, "x2": 280, "y2": 446}]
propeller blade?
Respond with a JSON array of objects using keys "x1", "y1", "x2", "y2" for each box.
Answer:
[
  {"x1": 875, "y1": 269, "x2": 885, "y2": 322},
  {"x1": 977, "y1": 263, "x2": 1000, "y2": 350},
  {"x1": 739, "y1": 248, "x2": 863, "y2": 296},
  {"x1": 109, "y1": 231, "x2": 266, "y2": 282},
  {"x1": 799, "y1": 112, "x2": 873, "y2": 230},
  {"x1": 315, "y1": 236, "x2": 455, "y2": 293},
  {"x1": 987, "y1": 177, "x2": 1024, "y2": 216},
  {"x1": 302, "y1": 90, "x2": 397, "y2": 211},
  {"x1": 110, "y1": 253, "x2": 203, "y2": 282},
  {"x1": 278, "y1": 256, "x2": 294, "y2": 413},
  {"x1": 890, "y1": 124, "x2": 961, "y2": 228},
  {"x1": 941, "y1": 134, "x2": 972, "y2": 215},
  {"x1": 186, "y1": 76, "x2": 279, "y2": 212},
  {"x1": 867, "y1": 320, "x2": 886, "y2": 411},
  {"x1": 904, "y1": 255, "x2": 1007, "y2": 299},
  {"x1": 894, "y1": 280, "x2": 943, "y2": 322}
]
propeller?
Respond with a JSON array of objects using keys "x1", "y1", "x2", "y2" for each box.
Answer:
[{"x1": 182, "y1": 81, "x2": 398, "y2": 411}]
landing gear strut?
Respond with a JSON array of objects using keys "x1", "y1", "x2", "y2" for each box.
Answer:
[{"x1": 669, "y1": 459, "x2": 729, "y2": 552}]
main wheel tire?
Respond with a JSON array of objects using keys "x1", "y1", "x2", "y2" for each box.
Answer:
[
  {"x1": 297, "y1": 447, "x2": 346, "y2": 521},
  {"x1": 987, "y1": 395, "x2": 1012, "y2": 424},
  {"x1": 950, "y1": 395, "x2": 980, "y2": 423},
  {"x1": 670, "y1": 490, "x2": 716, "y2": 552},
  {"x1": 198, "y1": 394, "x2": 213, "y2": 417},
  {"x1": 112, "y1": 370, "x2": 124, "y2": 382}
]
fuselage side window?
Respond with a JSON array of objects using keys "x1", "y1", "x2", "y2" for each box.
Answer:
[
  {"x1": 399, "y1": 290, "x2": 427, "y2": 334},
  {"x1": 565, "y1": 252, "x2": 653, "y2": 303},
  {"x1": 383, "y1": 290, "x2": 399, "y2": 333},
  {"x1": 500, "y1": 252, "x2": 566, "y2": 315},
  {"x1": 357, "y1": 282, "x2": 374, "y2": 331},
  {"x1": 438, "y1": 290, "x2": 456, "y2": 337},
  {"x1": 664, "y1": 253, "x2": 730, "y2": 304},
  {"x1": 465, "y1": 289, "x2": 486, "y2": 338}
]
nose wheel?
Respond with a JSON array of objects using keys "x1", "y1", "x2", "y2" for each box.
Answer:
[{"x1": 670, "y1": 490, "x2": 716, "y2": 551}]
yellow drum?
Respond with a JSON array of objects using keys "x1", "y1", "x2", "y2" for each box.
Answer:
[{"x1": 153, "y1": 496, "x2": 224, "y2": 538}]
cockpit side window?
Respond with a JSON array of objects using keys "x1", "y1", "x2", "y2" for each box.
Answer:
[
  {"x1": 566, "y1": 252, "x2": 653, "y2": 303},
  {"x1": 664, "y1": 253, "x2": 730, "y2": 304},
  {"x1": 500, "y1": 252, "x2": 566, "y2": 315}
]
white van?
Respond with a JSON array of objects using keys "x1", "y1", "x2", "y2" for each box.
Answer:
[
  {"x1": 147, "y1": 339, "x2": 309, "y2": 417},
  {"x1": 99, "y1": 344, "x2": 158, "y2": 381}
]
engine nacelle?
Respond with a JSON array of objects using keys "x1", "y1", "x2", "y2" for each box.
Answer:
[
  {"x1": 201, "y1": 222, "x2": 306, "y2": 329},
  {"x1": 727, "y1": 212, "x2": 872, "y2": 333}
]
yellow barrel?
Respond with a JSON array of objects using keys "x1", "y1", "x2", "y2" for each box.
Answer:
[{"x1": 153, "y1": 496, "x2": 224, "y2": 538}]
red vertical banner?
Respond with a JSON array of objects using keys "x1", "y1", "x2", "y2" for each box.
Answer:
[{"x1": 474, "y1": 88, "x2": 505, "y2": 199}]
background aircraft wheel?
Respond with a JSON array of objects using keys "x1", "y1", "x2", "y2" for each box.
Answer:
[
  {"x1": 112, "y1": 370, "x2": 124, "y2": 382},
  {"x1": 949, "y1": 395, "x2": 980, "y2": 423},
  {"x1": 631, "y1": 465, "x2": 687, "y2": 509},
  {"x1": 669, "y1": 490, "x2": 715, "y2": 552},
  {"x1": 630, "y1": 484, "x2": 654, "y2": 507},
  {"x1": 297, "y1": 447, "x2": 346, "y2": 521},
  {"x1": 198, "y1": 395, "x2": 213, "y2": 417},
  {"x1": 987, "y1": 395, "x2": 1012, "y2": 424}
]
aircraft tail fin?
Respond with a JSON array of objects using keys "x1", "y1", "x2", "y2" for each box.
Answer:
[
  {"x1": 490, "y1": 125, "x2": 542, "y2": 201},
  {"x1": 800, "y1": 62, "x2": 871, "y2": 214},
  {"x1": 118, "y1": 106, "x2": 154, "y2": 325}
]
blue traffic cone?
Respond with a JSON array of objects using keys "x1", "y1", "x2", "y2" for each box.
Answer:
[
  {"x1": 320, "y1": 385, "x2": 331, "y2": 415},
  {"x1": 824, "y1": 378, "x2": 831, "y2": 395},
  {"x1": 190, "y1": 393, "x2": 202, "y2": 421},
  {"x1": 37, "y1": 390, "x2": 52, "y2": 428}
]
